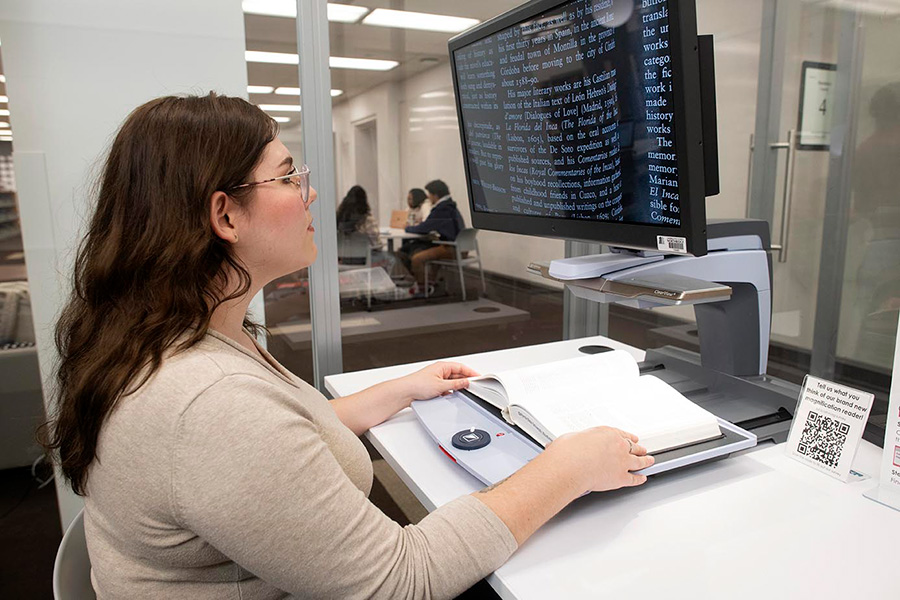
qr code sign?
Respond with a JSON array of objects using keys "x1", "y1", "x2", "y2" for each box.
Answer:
[{"x1": 797, "y1": 411, "x2": 850, "y2": 469}]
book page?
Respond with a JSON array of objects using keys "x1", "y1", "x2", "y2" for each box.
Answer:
[
  {"x1": 520, "y1": 375, "x2": 721, "y2": 453},
  {"x1": 497, "y1": 350, "x2": 639, "y2": 407},
  {"x1": 465, "y1": 378, "x2": 510, "y2": 410}
]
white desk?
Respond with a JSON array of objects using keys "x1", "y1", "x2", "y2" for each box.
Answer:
[
  {"x1": 379, "y1": 227, "x2": 426, "y2": 253},
  {"x1": 324, "y1": 336, "x2": 898, "y2": 600}
]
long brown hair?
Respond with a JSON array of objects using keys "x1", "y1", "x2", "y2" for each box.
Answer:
[{"x1": 41, "y1": 93, "x2": 277, "y2": 495}]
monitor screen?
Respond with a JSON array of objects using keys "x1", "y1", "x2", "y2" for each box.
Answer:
[{"x1": 450, "y1": 0, "x2": 709, "y2": 255}]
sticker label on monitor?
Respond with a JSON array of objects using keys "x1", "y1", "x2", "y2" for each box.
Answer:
[{"x1": 657, "y1": 236, "x2": 687, "y2": 254}]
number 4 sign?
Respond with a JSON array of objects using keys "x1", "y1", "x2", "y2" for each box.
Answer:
[{"x1": 797, "y1": 61, "x2": 837, "y2": 150}]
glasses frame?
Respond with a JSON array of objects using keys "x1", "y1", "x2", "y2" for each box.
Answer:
[{"x1": 227, "y1": 164, "x2": 311, "y2": 205}]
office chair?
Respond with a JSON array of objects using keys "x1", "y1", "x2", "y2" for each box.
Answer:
[
  {"x1": 425, "y1": 228, "x2": 486, "y2": 302},
  {"x1": 53, "y1": 508, "x2": 96, "y2": 600}
]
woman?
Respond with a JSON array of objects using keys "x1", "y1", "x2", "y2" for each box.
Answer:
[
  {"x1": 335, "y1": 185, "x2": 406, "y2": 280},
  {"x1": 336, "y1": 185, "x2": 381, "y2": 248},
  {"x1": 42, "y1": 93, "x2": 652, "y2": 599},
  {"x1": 406, "y1": 187, "x2": 427, "y2": 227}
]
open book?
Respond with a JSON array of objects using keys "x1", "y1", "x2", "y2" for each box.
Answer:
[{"x1": 466, "y1": 350, "x2": 722, "y2": 453}]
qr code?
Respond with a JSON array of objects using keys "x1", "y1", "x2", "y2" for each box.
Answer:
[{"x1": 797, "y1": 412, "x2": 850, "y2": 468}]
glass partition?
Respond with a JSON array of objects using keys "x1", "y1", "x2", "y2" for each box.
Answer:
[
  {"x1": 834, "y1": 9, "x2": 900, "y2": 438},
  {"x1": 324, "y1": 0, "x2": 564, "y2": 375},
  {"x1": 243, "y1": 8, "x2": 316, "y2": 380}
]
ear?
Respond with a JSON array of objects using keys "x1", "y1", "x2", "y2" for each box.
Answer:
[{"x1": 209, "y1": 190, "x2": 240, "y2": 243}]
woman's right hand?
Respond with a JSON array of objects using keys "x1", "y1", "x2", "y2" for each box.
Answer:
[
  {"x1": 473, "y1": 425, "x2": 655, "y2": 546},
  {"x1": 544, "y1": 426, "x2": 654, "y2": 494}
]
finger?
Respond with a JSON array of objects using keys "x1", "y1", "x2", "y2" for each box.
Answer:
[
  {"x1": 628, "y1": 454, "x2": 655, "y2": 471},
  {"x1": 440, "y1": 362, "x2": 480, "y2": 379},
  {"x1": 629, "y1": 443, "x2": 648, "y2": 457},
  {"x1": 437, "y1": 377, "x2": 470, "y2": 395},
  {"x1": 624, "y1": 473, "x2": 648, "y2": 487},
  {"x1": 614, "y1": 428, "x2": 640, "y2": 443},
  {"x1": 447, "y1": 377, "x2": 470, "y2": 391}
]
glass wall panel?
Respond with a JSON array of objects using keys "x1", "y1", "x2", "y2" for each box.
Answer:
[
  {"x1": 834, "y1": 9, "x2": 900, "y2": 437},
  {"x1": 324, "y1": 0, "x2": 564, "y2": 377},
  {"x1": 0, "y1": 53, "x2": 56, "y2": 597},
  {"x1": 242, "y1": 9, "x2": 315, "y2": 381}
]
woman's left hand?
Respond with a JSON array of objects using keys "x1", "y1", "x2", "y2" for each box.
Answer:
[{"x1": 398, "y1": 361, "x2": 480, "y2": 403}]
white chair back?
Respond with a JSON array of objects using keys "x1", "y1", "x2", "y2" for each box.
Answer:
[
  {"x1": 53, "y1": 508, "x2": 96, "y2": 600},
  {"x1": 452, "y1": 228, "x2": 479, "y2": 253}
]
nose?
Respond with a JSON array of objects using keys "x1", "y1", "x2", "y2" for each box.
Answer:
[{"x1": 307, "y1": 186, "x2": 318, "y2": 208}]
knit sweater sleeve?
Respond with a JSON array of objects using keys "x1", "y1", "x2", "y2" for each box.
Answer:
[{"x1": 172, "y1": 375, "x2": 517, "y2": 599}]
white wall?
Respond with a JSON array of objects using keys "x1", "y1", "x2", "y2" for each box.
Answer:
[
  {"x1": 332, "y1": 82, "x2": 402, "y2": 226},
  {"x1": 0, "y1": 0, "x2": 249, "y2": 529}
]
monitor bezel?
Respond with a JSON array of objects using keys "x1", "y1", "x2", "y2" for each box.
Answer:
[{"x1": 448, "y1": 0, "x2": 708, "y2": 256}]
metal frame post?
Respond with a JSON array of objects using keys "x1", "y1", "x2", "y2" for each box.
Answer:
[{"x1": 297, "y1": 0, "x2": 343, "y2": 389}]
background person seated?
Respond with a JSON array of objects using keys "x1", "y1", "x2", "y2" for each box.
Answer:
[
  {"x1": 406, "y1": 187, "x2": 427, "y2": 227},
  {"x1": 336, "y1": 185, "x2": 381, "y2": 250},
  {"x1": 336, "y1": 185, "x2": 408, "y2": 280},
  {"x1": 400, "y1": 179, "x2": 466, "y2": 293}
]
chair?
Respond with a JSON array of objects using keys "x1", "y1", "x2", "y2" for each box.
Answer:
[
  {"x1": 337, "y1": 231, "x2": 373, "y2": 309},
  {"x1": 53, "y1": 508, "x2": 96, "y2": 600},
  {"x1": 425, "y1": 228, "x2": 486, "y2": 302}
]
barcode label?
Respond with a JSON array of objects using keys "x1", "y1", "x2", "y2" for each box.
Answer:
[{"x1": 657, "y1": 235, "x2": 687, "y2": 254}]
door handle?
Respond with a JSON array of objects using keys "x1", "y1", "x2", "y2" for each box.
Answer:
[
  {"x1": 745, "y1": 133, "x2": 755, "y2": 218},
  {"x1": 768, "y1": 129, "x2": 796, "y2": 263}
]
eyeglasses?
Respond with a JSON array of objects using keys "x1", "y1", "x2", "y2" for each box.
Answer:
[{"x1": 227, "y1": 164, "x2": 311, "y2": 206}]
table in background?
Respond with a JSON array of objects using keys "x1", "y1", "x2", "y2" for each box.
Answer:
[
  {"x1": 325, "y1": 335, "x2": 898, "y2": 600},
  {"x1": 379, "y1": 227, "x2": 426, "y2": 253}
]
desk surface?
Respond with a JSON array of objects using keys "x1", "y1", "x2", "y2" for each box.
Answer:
[
  {"x1": 325, "y1": 336, "x2": 898, "y2": 600},
  {"x1": 379, "y1": 227, "x2": 425, "y2": 240}
]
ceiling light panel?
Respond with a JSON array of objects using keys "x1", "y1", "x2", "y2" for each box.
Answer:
[
  {"x1": 248, "y1": 85, "x2": 275, "y2": 94},
  {"x1": 327, "y1": 3, "x2": 369, "y2": 23},
  {"x1": 242, "y1": 0, "x2": 295, "y2": 18},
  {"x1": 246, "y1": 50, "x2": 298, "y2": 65},
  {"x1": 246, "y1": 52, "x2": 396, "y2": 72},
  {"x1": 420, "y1": 90, "x2": 452, "y2": 99},
  {"x1": 242, "y1": 1, "x2": 369, "y2": 22},
  {"x1": 258, "y1": 104, "x2": 302, "y2": 112},
  {"x1": 329, "y1": 56, "x2": 399, "y2": 71},
  {"x1": 272, "y1": 116, "x2": 291, "y2": 123},
  {"x1": 362, "y1": 8, "x2": 479, "y2": 33},
  {"x1": 410, "y1": 106, "x2": 456, "y2": 113},
  {"x1": 273, "y1": 88, "x2": 344, "y2": 97}
]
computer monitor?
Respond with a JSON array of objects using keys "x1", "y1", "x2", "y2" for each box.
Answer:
[{"x1": 449, "y1": 0, "x2": 716, "y2": 256}]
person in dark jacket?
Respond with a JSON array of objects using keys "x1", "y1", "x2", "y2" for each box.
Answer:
[{"x1": 399, "y1": 179, "x2": 466, "y2": 290}]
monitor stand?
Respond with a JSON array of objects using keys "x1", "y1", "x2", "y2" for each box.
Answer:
[{"x1": 533, "y1": 218, "x2": 796, "y2": 444}]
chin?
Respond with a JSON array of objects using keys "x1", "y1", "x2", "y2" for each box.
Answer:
[{"x1": 295, "y1": 244, "x2": 318, "y2": 271}]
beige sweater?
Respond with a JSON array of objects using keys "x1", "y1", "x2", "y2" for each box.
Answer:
[{"x1": 84, "y1": 331, "x2": 517, "y2": 599}]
